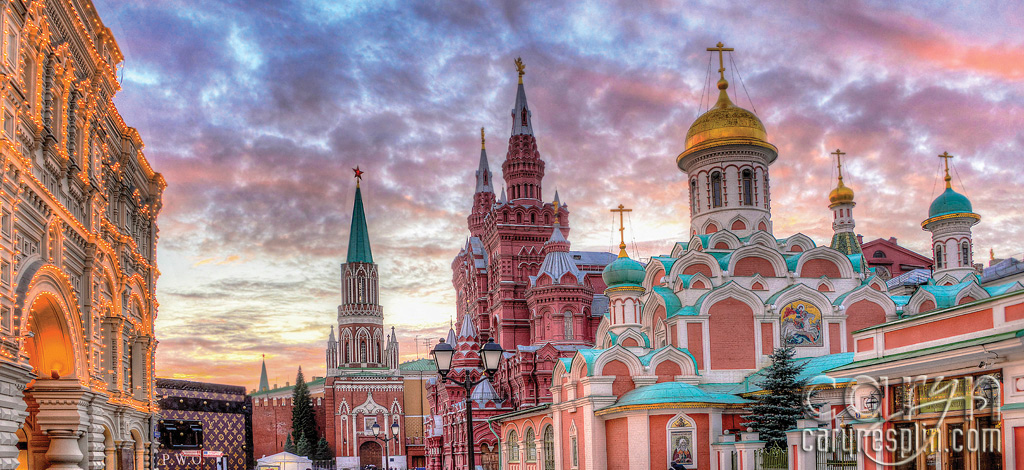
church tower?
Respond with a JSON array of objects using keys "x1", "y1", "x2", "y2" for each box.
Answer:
[
  {"x1": 828, "y1": 149, "x2": 862, "y2": 256},
  {"x1": 469, "y1": 127, "x2": 495, "y2": 237},
  {"x1": 335, "y1": 167, "x2": 386, "y2": 370},
  {"x1": 677, "y1": 43, "x2": 777, "y2": 237},
  {"x1": 602, "y1": 205, "x2": 646, "y2": 338},
  {"x1": 503, "y1": 57, "x2": 546, "y2": 202},
  {"x1": 923, "y1": 152, "x2": 980, "y2": 281}
]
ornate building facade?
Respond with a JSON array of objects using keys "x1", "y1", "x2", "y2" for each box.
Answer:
[
  {"x1": 426, "y1": 60, "x2": 616, "y2": 470},
  {"x1": 0, "y1": 1, "x2": 164, "y2": 469}
]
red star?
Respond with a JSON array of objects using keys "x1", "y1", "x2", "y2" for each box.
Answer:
[{"x1": 353, "y1": 166, "x2": 364, "y2": 180}]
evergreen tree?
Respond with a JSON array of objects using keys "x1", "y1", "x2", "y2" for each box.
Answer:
[
  {"x1": 742, "y1": 344, "x2": 810, "y2": 448},
  {"x1": 296, "y1": 435, "x2": 312, "y2": 457},
  {"x1": 314, "y1": 437, "x2": 331, "y2": 460},
  {"x1": 284, "y1": 435, "x2": 295, "y2": 453},
  {"x1": 290, "y1": 367, "x2": 318, "y2": 449}
]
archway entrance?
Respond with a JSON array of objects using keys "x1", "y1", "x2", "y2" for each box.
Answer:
[
  {"x1": 24, "y1": 294, "x2": 76, "y2": 379},
  {"x1": 480, "y1": 443, "x2": 498, "y2": 470},
  {"x1": 359, "y1": 441, "x2": 382, "y2": 469}
]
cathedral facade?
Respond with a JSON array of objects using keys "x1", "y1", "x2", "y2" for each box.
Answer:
[{"x1": 0, "y1": 1, "x2": 164, "y2": 469}]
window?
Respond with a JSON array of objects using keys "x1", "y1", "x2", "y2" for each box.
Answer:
[
  {"x1": 741, "y1": 169, "x2": 753, "y2": 205},
  {"x1": 3, "y1": 109, "x2": 12, "y2": 138},
  {"x1": 934, "y1": 244, "x2": 944, "y2": 269},
  {"x1": 360, "y1": 340, "x2": 367, "y2": 362},
  {"x1": 961, "y1": 242, "x2": 970, "y2": 266},
  {"x1": 344, "y1": 340, "x2": 350, "y2": 363},
  {"x1": 524, "y1": 427, "x2": 536, "y2": 461},
  {"x1": 667, "y1": 414, "x2": 696, "y2": 469},
  {"x1": 564, "y1": 312, "x2": 573, "y2": 340},
  {"x1": 711, "y1": 172, "x2": 723, "y2": 208},
  {"x1": 543, "y1": 426, "x2": 555, "y2": 470},
  {"x1": 122, "y1": 327, "x2": 132, "y2": 394},
  {"x1": 521, "y1": 107, "x2": 528, "y2": 127},
  {"x1": 570, "y1": 435, "x2": 578, "y2": 467},
  {"x1": 690, "y1": 179, "x2": 698, "y2": 214},
  {"x1": 507, "y1": 430, "x2": 519, "y2": 462},
  {"x1": 0, "y1": 260, "x2": 8, "y2": 285},
  {"x1": 4, "y1": 22, "x2": 16, "y2": 68},
  {"x1": 161, "y1": 420, "x2": 203, "y2": 449},
  {"x1": 0, "y1": 306, "x2": 9, "y2": 332},
  {"x1": 872, "y1": 250, "x2": 885, "y2": 259}
]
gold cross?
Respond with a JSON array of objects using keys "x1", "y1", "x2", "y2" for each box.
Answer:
[
  {"x1": 831, "y1": 148, "x2": 846, "y2": 179},
  {"x1": 938, "y1": 151, "x2": 954, "y2": 188},
  {"x1": 707, "y1": 42, "x2": 734, "y2": 80},
  {"x1": 610, "y1": 204, "x2": 632, "y2": 258}
]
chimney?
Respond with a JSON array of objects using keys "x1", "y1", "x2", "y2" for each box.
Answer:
[
  {"x1": 888, "y1": 237, "x2": 897, "y2": 244},
  {"x1": 856, "y1": 234, "x2": 863, "y2": 244}
]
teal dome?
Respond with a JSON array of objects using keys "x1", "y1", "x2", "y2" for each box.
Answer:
[
  {"x1": 928, "y1": 187, "x2": 974, "y2": 218},
  {"x1": 602, "y1": 255, "x2": 645, "y2": 287}
]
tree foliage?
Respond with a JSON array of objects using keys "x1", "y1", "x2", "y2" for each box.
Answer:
[
  {"x1": 291, "y1": 366, "x2": 319, "y2": 455},
  {"x1": 314, "y1": 437, "x2": 332, "y2": 460},
  {"x1": 284, "y1": 435, "x2": 295, "y2": 454},
  {"x1": 742, "y1": 345, "x2": 810, "y2": 448},
  {"x1": 296, "y1": 435, "x2": 312, "y2": 457}
]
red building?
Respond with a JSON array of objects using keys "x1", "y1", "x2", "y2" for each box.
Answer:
[
  {"x1": 859, "y1": 236, "x2": 932, "y2": 280},
  {"x1": 426, "y1": 59, "x2": 614, "y2": 470}
]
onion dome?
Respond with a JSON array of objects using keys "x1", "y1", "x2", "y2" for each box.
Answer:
[
  {"x1": 684, "y1": 78, "x2": 768, "y2": 152},
  {"x1": 602, "y1": 254, "x2": 645, "y2": 287},
  {"x1": 828, "y1": 149, "x2": 855, "y2": 208},
  {"x1": 923, "y1": 152, "x2": 980, "y2": 226}
]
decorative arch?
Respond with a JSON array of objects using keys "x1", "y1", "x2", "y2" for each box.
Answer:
[
  {"x1": 954, "y1": 283, "x2": 988, "y2": 305},
  {"x1": 816, "y1": 278, "x2": 835, "y2": 292},
  {"x1": 905, "y1": 289, "x2": 938, "y2": 316},
  {"x1": 616, "y1": 329, "x2": 648, "y2": 349},
  {"x1": 746, "y1": 230, "x2": 776, "y2": 248},
  {"x1": 836, "y1": 285, "x2": 898, "y2": 321},
  {"x1": 728, "y1": 245, "x2": 787, "y2": 278},
  {"x1": 756, "y1": 218, "x2": 770, "y2": 232},
  {"x1": 795, "y1": 246, "x2": 856, "y2": 279},
  {"x1": 703, "y1": 220, "x2": 719, "y2": 234},
  {"x1": 644, "y1": 261, "x2": 669, "y2": 289},
  {"x1": 697, "y1": 282, "x2": 764, "y2": 317},
  {"x1": 675, "y1": 272, "x2": 712, "y2": 293},
  {"x1": 727, "y1": 215, "x2": 749, "y2": 232},
  {"x1": 667, "y1": 413, "x2": 698, "y2": 469},
  {"x1": 593, "y1": 345, "x2": 644, "y2": 377},
  {"x1": 17, "y1": 261, "x2": 87, "y2": 379},
  {"x1": 934, "y1": 273, "x2": 962, "y2": 287},
  {"x1": 684, "y1": 234, "x2": 707, "y2": 253},
  {"x1": 784, "y1": 233, "x2": 815, "y2": 253},
  {"x1": 646, "y1": 347, "x2": 699, "y2": 377},
  {"x1": 708, "y1": 231, "x2": 741, "y2": 251},
  {"x1": 669, "y1": 250, "x2": 722, "y2": 280}
]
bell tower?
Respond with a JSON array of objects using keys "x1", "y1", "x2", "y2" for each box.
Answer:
[{"x1": 502, "y1": 57, "x2": 546, "y2": 202}]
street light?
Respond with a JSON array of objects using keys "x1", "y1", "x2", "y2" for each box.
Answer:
[
  {"x1": 371, "y1": 421, "x2": 401, "y2": 470},
  {"x1": 431, "y1": 337, "x2": 505, "y2": 470}
]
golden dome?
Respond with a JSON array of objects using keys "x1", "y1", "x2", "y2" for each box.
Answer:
[
  {"x1": 829, "y1": 179, "x2": 855, "y2": 207},
  {"x1": 683, "y1": 79, "x2": 768, "y2": 151}
]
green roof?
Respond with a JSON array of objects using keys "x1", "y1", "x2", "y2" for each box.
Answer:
[
  {"x1": 399, "y1": 358, "x2": 436, "y2": 372},
  {"x1": 346, "y1": 185, "x2": 374, "y2": 263},
  {"x1": 599, "y1": 382, "x2": 749, "y2": 412},
  {"x1": 603, "y1": 255, "x2": 646, "y2": 287},
  {"x1": 928, "y1": 186, "x2": 974, "y2": 219},
  {"x1": 830, "y1": 231, "x2": 863, "y2": 256},
  {"x1": 918, "y1": 281, "x2": 974, "y2": 309},
  {"x1": 652, "y1": 286, "x2": 681, "y2": 314},
  {"x1": 830, "y1": 329, "x2": 1024, "y2": 373},
  {"x1": 984, "y1": 282, "x2": 1020, "y2": 297},
  {"x1": 740, "y1": 353, "x2": 855, "y2": 394}
]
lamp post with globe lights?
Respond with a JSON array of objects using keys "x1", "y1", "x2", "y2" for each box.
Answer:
[
  {"x1": 370, "y1": 421, "x2": 401, "y2": 470},
  {"x1": 431, "y1": 337, "x2": 504, "y2": 470}
]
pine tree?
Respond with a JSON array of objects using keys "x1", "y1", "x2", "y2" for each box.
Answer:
[
  {"x1": 290, "y1": 367, "x2": 318, "y2": 449},
  {"x1": 296, "y1": 435, "x2": 312, "y2": 457},
  {"x1": 314, "y1": 437, "x2": 331, "y2": 460},
  {"x1": 742, "y1": 345, "x2": 810, "y2": 448},
  {"x1": 284, "y1": 435, "x2": 295, "y2": 453}
]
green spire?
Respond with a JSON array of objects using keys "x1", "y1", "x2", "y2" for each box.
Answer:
[
  {"x1": 258, "y1": 354, "x2": 270, "y2": 393},
  {"x1": 346, "y1": 185, "x2": 374, "y2": 263}
]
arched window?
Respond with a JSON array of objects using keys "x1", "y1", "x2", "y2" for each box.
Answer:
[
  {"x1": 690, "y1": 179, "x2": 698, "y2": 214},
  {"x1": 961, "y1": 241, "x2": 970, "y2": 266},
  {"x1": 507, "y1": 430, "x2": 520, "y2": 463},
  {"x1": 521, "y1": 107, "x2": 528, "y2": 127},
  {"x1": 517, "y1": 213, "x2": 523, "y2": 224},
  {"x1": 655, "y1": 320, "x2": 667, "y2": 348},
  {"x1": 569, "y1": 423, "x2": 578, "y2": 467},
  {"x1": 741, "y1": 169, "x2": 753, "y2": 206},
  {"x1": 564, "y1": 312, "x2": 573, "y2": 340},
  {"x1": 360, "y1": 340, "x2": 367, "y2": 363},
  {"x1": 543, "y1": 426, "x2": 555, "y2": 470},
  {"x1": 873, "y1": 250, "x2": 886, "y2": 258},
  {"x1": 667, "y1": 414, "x2": 697, "y2": 469},
  {"x1": 711, "y1": 172, "x2": 723, "y2": 208},
  {"x1": 531, "y1": 213, "x2": 536, "y2": 224},
  {"x1": 524, "y1": 427, "x2": 536, "y2": 462},
  {"x1": 344, "y1": 339, "x2": 350, "y2": 363},
  {"x1": 935, "y1": 244, "x2": 944, "y2": 269}
]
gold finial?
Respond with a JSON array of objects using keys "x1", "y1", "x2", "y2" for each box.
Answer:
[
  {"x1": 481, "y1": 127, "x2": 486, "y2": 150},
  {"x1": 831, "y1": 148, "x2": 847, "y2": 185},
  {"x1": 514, "y1": 57, "x2": 525, "y2": 84},
  {"x1": 990, "y1": 248, "x2": 995, "y2": 261},
  {"x1": 938, "y1": 151, "x2": 954, "y2": 189},
  {"x1": 552, "y1": 193, "x2": 560, "y2": 225},
  {"x1": 610, "y1": 204, "x2": 632, "y2": 258}
]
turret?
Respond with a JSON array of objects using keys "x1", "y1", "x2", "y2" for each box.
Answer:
[
  {"x1": 469, "y1": 127, "x2": 495, "y2": 236},
  {"x1": 827, "y1": 149, "x2": 862, "y2": 256},
  {"x1": 326, "y1": 326, "x2": 338, "y2": 370},
  {"x1": 258, "y1": 354, "x2": 270, "y2": 393},
  {"x1": 923, "y1": 152, "x2": 980, "y2": 281},
  {"x1": 603, "y1": 205, "x2": 646, "y2": 335},
  {"x1": 502, "y1": 57, "x2": 546, "y2": 202}
]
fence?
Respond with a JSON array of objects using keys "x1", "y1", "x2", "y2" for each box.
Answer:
[
  {"x1": 754, "y1": 447, "x2": 788, "y2": 470},
  {"x1": 814, "y1": 433, "x2": 857, "y2": 470},
  {"x1": 311, "y1": 460, "x2": 336, "y2": 470}
]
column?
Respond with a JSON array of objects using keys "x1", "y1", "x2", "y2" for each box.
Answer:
[
  {"x1": 0, "y1": 362, "x2": 34, "y2": 470},
  {"x1": 24, "y1": 378, "x2": 95, "y2": 470},
  {"x1": 732, "y1": 430, "x2": 765, "y2": 470},
  {"x1": 710, "y1": 433, "x2": 736, "y2": 470},
  {"x1": 784, "y1": 419, "x2": 820, "y2": 470}
]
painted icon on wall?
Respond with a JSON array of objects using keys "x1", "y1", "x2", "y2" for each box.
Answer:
[{"x1": 781, "y1": 300, "x2": 823, "y2": 347}]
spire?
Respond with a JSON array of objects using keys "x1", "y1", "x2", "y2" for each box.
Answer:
[
  {"x1": 329, "y1": 325, "x2": 336, "y2": 343},
  {"x1": 610, "y1": 204, "x2": 633, "y2": 258},
  {"x1": 552, "y1": 191, "x2": 561, "y2": 224},
  {"x1": 458, "y1": 312, "x2": 477, "y2": 340},
  {"x1": 347, "y1": 168, "x2": 373, "y2": 264},
  {"x1": 499, "y1": 186, "x2": 507, "y2": 203},
  {"x1": 511, "y1": 57, "x2": 533, "y2": 136},
  {"x1": 475, "y1": 127, "x2": 493, "y2": 193},
  {"x1": 258, "y1": 354, "x2": 270, "y2": 393}
]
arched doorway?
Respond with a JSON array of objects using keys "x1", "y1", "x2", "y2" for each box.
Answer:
[
  {"x1": 480, "y1": 443, "x2": 498, "y2": 470},
  {"x1": 359, "y1": 441, "x2": 382, "y2": 469},
  {"x1": 24, "y1": 294, "x2": 77, "y2": 379},
  {"x1": 103, "y1": 427, "x2": 116, "y2": 470}
]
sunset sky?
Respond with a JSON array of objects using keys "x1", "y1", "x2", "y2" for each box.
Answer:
[{"x1": 91, "y1": 0, "x2": 1024, "y2": 390}]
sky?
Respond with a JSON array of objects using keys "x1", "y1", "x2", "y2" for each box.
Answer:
[{"x1": 90, "y1": 0, "x2": 1024, "y2": 390}]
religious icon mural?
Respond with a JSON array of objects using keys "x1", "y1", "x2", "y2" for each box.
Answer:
[
  {"x1": 780, "y1": 300, "x2": 823, "y2": 347},
  {"x1": 668, "y1": 414, "x2": 695, "y2": 469}
]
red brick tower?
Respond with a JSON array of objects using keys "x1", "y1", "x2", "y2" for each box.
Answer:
[
  {"x1": 502, "y1": 57, "x2": 545, "y2": 203},
  {"x1": 468, "y1": 128, "x2": 495, "y2": 238}
]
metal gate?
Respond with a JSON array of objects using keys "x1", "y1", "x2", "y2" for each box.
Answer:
[
  {"x1": 754, "y1": 447, "x2": 788, "y2": 470},
  {"x1": 815, "y1": 433, "x2": 857, "y2": 470}
]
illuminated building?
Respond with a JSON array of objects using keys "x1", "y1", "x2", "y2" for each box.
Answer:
[{"x1": 0, "y1": 1, "x2": 165, "y2": 469}]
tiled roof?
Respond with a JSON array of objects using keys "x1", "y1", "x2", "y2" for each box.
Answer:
[
  {"x1": 598, "y1": 382, "x2": 749, "y2": 413},
  {"x1": 886, "y1": 268, "x2": 932, "y2": 289},
  {"x1": 399, "y1": 358, "x2": 436, "y2": 372}
]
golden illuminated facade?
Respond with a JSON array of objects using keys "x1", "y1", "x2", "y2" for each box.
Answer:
[{"x1": 0, "y1": 1, "x2": 164, "y2": 470}]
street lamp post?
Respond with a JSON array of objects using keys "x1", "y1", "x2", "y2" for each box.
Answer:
[
  {"x1": 370, "y1": 421, "x2": 401, "y2": 470},
  {"x1": 431, "y1": 337, "x2": 504, "y2": 470}
]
